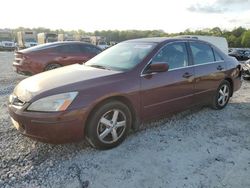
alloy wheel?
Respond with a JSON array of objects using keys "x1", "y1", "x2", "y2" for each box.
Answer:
[
  {"x1": 217, "y1": 84, "x2": 230, "y2": 106},
  {"x1": 97, "y1": 109, "x2": 126, "y2": 144}
]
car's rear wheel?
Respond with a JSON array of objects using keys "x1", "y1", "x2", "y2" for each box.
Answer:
[
  {"x1": 212, "y1": 80, "x2": 231, "y2": 110},
  {"x1": 86, "y1": 100, "x2": 132, "y2": 150},
  {"x1": 45, "y1": 63, "x2": 61, "y2": 71}
]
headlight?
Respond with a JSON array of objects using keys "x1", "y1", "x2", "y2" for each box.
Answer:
[{"x1": 27, "y1": 92, "x2": 78, "y2": 112}]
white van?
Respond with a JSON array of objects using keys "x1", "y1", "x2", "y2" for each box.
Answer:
[{"x1": 178, "y1": 35, "x2": 228, "y2": 54}]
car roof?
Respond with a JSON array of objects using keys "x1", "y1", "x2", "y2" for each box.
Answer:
[
  {"x1": 19, "y1": 41, "x2": 102, "y2": 53},
  {"x1": 48, "y1": 41, "x2": 92, "y2": 46},
  {"x1": 124, "y1": 37, "x2": 200, "y2": 44},
  {"x1": 125, "y1": 37, "x2": 170, "y2": 43}
]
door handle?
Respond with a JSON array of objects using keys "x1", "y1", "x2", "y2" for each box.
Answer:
[
  {"x1": 217, "y1": 65, "x2": 224, "y2": 71},
  {"x1": 182, "y1": 72, "x2": 193, "y2": 78}
]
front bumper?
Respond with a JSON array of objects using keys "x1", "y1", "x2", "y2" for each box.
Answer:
[
  {"x1": 8, "y1": 104, "x2": 88, "y2": 143},
  {"x1": 0, "y1": 46, "x2": 15, "y2": 51}
]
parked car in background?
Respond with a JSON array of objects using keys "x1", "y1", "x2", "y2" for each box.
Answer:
[
  {"x1": 0, "y1": 30, "x2": 15, "y2": 51},
  {"x1": 13, "y1": 41, "x2": 102, "y2": 75},
  {"x1": 229, "y1": 48, "x2": 250, "y2": 61},
  {"x1": 241, "y1": 59, "x2": 250, "y2": 80},
  {"x1": 97, "y1": 41, "x2": 109, "y2": 50},
  {"x1": 9, "y1": 37, "x2": 242, "y2": 149}
]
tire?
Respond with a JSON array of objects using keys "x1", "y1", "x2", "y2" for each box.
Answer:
[
  {"x1": 211, "y1": 80, "x2": 231, "y2": 110},
  {"x1": 45, "y1": 63, "x2": 61, "y2": 71},
  {"x1": 86, "y1": 100, "x2": 132, "y2": 150}
]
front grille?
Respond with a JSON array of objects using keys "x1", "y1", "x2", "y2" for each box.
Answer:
[
  {"x1": 9, "y1": 94, "x2": 25, "y2": 106},
  {"x1": 5, "y1": 43, "x2": 13, "y2": 47}
]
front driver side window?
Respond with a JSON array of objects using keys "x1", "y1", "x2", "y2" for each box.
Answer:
[{"x1": 152, "y1": 42, "x2": 188, "y2": 70}]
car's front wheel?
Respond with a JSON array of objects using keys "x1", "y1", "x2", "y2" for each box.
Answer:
[
  {"x1": 212, "y1": 80, "x2": 231, "y2": 110},
  {"x1": 86, "y1": 100, "x2": 132, "y2": 149}
]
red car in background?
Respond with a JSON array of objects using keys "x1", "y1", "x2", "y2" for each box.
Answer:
[{"x1": 13, "y1": 41, "x2": 102, "y2": 75}]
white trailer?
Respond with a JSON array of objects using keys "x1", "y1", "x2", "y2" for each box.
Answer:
[
  {"x1": 58, "y1": 33, "x2": 76, "y2": 41},
  {"x1": 38, "y1": 33, "x2": 58, "y2": 44},
  {"x1": 17, "y1": 31, "x2": 37, "y2": 49},
  {"x1": 179, "y1": 35, "x2": 229, "y2": 54}
]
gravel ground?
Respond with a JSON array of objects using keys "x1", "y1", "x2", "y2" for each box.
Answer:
[{"x1": 0, "y1": 51, "x2": 250, "y2": 188}]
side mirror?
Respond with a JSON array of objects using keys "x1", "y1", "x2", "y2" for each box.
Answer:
[{"x1": 146, "y1": 63, "x2": 169, "y2": 74}]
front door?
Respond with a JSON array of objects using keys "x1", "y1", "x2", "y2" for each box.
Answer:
[{"x1": 141, "y1": 42, "x2": 195, "y2": 121}]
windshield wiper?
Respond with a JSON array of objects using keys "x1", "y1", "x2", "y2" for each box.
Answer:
[{"x1": 88, "y1": 64, "x2": 112, "y2": 70}]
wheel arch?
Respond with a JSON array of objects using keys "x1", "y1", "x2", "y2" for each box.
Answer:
[
  {"x1": 224, "y1": 77, "x2": 233, "y2": 97},
  {"x1": 84, "y1": 95, "x2": 139, "y2": 136},
  {"x1": 44, "y1": 62, "x2": 62, "y2": 71}
]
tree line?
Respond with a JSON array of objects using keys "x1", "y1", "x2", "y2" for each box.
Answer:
[{"x1": 4, "y1": 26, "x2": 250, "y2": 48}]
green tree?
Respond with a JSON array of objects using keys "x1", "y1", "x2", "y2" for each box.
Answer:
[
  {"x1": 232, "y1": 27, "x2": 246, "y2": 38},
  {"x1": 209, "y1": 27, "x2": 222, "y2": 36},
  {"x1": 241, "y1": 30, "x2": 250, "y2": 47}
]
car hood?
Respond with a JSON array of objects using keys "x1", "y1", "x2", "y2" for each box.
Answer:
[{"x1": 14, "y1": 64, "x2": 121, "y2": 102}]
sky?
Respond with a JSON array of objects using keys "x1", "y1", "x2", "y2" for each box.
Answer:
[{"x1": 1, "y1": 0, "x2": 250, "y2": 33}]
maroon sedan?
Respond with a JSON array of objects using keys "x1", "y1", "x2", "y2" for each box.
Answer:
[
  {"x1": 13, "y1": 41, "x2": 102, "y2": 75},
  {"x1": 8, "y1": 37, "x2": 242, "y2": 149}
]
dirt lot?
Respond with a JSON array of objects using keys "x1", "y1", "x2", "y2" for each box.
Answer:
[{"x1": 0, "y1": 51, "x2": 250, "y2": 188}]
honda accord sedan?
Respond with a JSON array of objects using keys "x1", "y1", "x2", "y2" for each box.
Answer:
[
  {"x1": 8, "y1": 37, "x2": 242, "y2": 149},
  {"x1": 13, "y1": 41, "x2": 102, "y2": 75}
]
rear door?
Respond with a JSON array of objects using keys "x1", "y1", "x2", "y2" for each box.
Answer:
[
  {"x1": 188, "y1": 41, "x2": 226, "y2": 105},
  {"x1": 54, "y1": 44, "x2": 85, "y2": 65},
  {"x1": 141, "y1": 42, "x2": 195, "y2": 121}
]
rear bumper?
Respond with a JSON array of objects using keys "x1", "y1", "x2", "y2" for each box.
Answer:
[
  {"x1": 13, "y1": 62, "x2": 40, "y2": 76},
  {"x1": 233, "y1": 76, "x2": 242, "y2": 92},
  {"x1": 8, "y1": 104, "x2": 88, "y2": 144}
]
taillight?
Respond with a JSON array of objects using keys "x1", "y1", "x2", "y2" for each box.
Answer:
[
  {"x1": 15, "y1": 53, "x2": 23, "y2": 59},
  {"x1": 14, "y1": 53, "x2": 27, "y2": 64}
]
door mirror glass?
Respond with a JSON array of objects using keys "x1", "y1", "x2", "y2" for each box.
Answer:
[{"x1": 146, "y1": 63, "x2": 169, "y2": 74}]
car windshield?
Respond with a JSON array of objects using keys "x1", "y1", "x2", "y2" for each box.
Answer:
[{"x1": 85, "y1": 42, "x2": 156, "y2": 71}]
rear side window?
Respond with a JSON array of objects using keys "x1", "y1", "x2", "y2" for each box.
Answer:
[
  {"x1": 214, "y1": 49, "x2": 224, "y2": 61},
  {"x1": 55, "y1": 44, "x2": 81, "y2": 53},
  {"x1": 152, "y1": 42, "x2": 188, "y2": 70},
  {"x1": 190, "y1": 42, "x2": 215, "y2": 65},
  {"x1": 78, "y1": 44, "x2": 102, "y2": 54}
]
